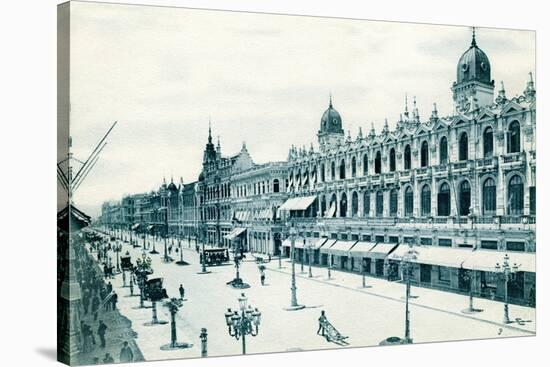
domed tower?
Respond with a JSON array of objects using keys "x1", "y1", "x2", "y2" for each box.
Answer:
[
  {"x1": 452, "y1": 28, "x2": 495, "y2": 113},
  {"x1": 317, "y1": 96, "x2": 345, "y2": 149}
]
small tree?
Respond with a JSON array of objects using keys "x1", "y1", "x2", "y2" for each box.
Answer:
[{"x1": 160, "y1": 298, "x2": 192, "y2": 350}]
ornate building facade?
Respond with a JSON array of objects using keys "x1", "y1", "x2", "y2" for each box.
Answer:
[{"x1": 281, "y1": 30, "x2": 535, "y2": 305}]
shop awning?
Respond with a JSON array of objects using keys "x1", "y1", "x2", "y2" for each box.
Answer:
[
  {"x1": 389, "y1": 245, "x2": 472, "y2": 268},
  {"x1": 224, "y1": 227, "x2": 247, "y2": 241},
  {"x1": 349, "y1": 241, "x2": 378, "y2": 257},
  {"x1": 131, "y1": 223, "x2": 140, "y2": 230},
  {"x1": 321, "y1": 240, "x2": 357, "y2": 256},
  {"x1": 462, "y1": 250, "x2": 535, "y2": 273},
  {"x1": 282, "y1": 237, "x2": 306, "y2": 248},
  {"x1": 146, "y1": 225, "x2": 154, "y2": 231},
  {"x1": 310, "y1": 237, "x2": 328, "y2": 250},
  {"x1": 366, "y1": 243, "x2": 399, "y2": 259},
  {"x1": 279, "y1": 195, "x2": 317, "y2": 211}
]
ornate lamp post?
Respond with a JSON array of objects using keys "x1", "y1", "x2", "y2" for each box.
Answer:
[
  {"x1": 327, "y1": 254, "x2": 332, "y2": 280},
  {"x1": 495, "y1": 254, "x2": 519, "y2": 324},
  {"x1": 224, "y1": 293, "x2": 261, "y2": 355},
  {"x1": 160, "y1": 298, "x2": 192, "y2": 350},
  {"x1": 113, "y1": 242, "x2": 122, "y2": 273},
  {"x1": 200, "y1": 328, "x2": 208, "y2": 357},
  {"x1": 134, "y1": 252, "x2": 153, "y2": 309},
  {"x1": 401, "y1": 244, "x2": 418, "y2": 344},
  {"x1": 227, "y1": 236, "x2": 249, "y2": 288},
  {"x1": 306, "y1": 240, "x2": 315, "y2": 278},
  {"x1": 362, "y1": 258, "x2": 372, "y2": 288},
  {"x1": 149, "y1": 227, "x2": 159, "y2": 254},
  {"x1": 285, "y1": 219, "x2": 305, "y2": 311},
  {"x1": 197, "y1": 224, "x2": 210, "y2": 274}
]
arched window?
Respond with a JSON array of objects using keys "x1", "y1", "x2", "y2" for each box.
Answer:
[
  {"x1": 459, "y1": 132, "x2": 468, "y2": 161},
  {"x1": 438, "y1": 182, "x2": 451, "y2": 216},
  {"x1": 340, "y1": 192, "x2": 348, "y2": 217},
  {"x1": 363, "y1": 154, "x2": 368, "y2": 175},
  {"x1": 273, "y1": 179, "x2": 280, "y2": 193},
  {"x1": 404, "y1": 145, "x2": 411, "y2": 170},
  {"x1": 390, "y1": 189, "x2": 398, "y2": 217},
  {"x1": 482, "y1": 178, "x2": 496, "y2": 215},
  {"x1": 320, "y1": 195, "x2": 327, "y2": 217},
  {"x1": 329, "y1": 193, "x2": 337, "y2": 217},
  {"x1": 331, "y1": 162, "x2": 335, "y2": 180},
  {"x1": 351, "y1": 192, "x2": 359, "y2": 217},
  {"x1": 389, "y1": 148, "x2": 396, "y2": 172},
  {"x1": 459, "y1": 180, "x2": 471, "y2": 216},
  {"x1": 508, "y1": 121, "x2": 521, "y2": 153},
  {"x1": 375, "y1": 151, "x2": 382, "y2": 174},
  {"x1": 376, "y1": 191, "x2": 384, "y2": 217},
  {"x1": 421, "y1": 141, "x2": 429, "y2": 167},
  {"x1": 339, "y1": 159, "x2": 346, "y2": 179},
  {"x1": 404, "y1": 186, "x2": 414, "y2": 216},
  {"x1": 320, "y1": 164, "x2": 325, "y2": 182},
  {"x1": 483, "y1": 127, "x2": 494, "y2": 158},
  {"x1": 351, "y1": 156, "x2": 357, "y2": 177},
  {"x1": 439, "y1": 137, "x2": 448, "y2": 164},
  {"x1": 363, "y1": 191, "x2": 370, "y2": 217},
  {"x1": 508, "y1": 175, "x2": 524, "y2": 215},
  {"x1": 421, "y1": 184, "x2": 431, "y2": 216}
]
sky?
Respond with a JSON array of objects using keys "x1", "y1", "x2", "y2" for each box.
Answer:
[{"x1": 66, "y1": 1, "x2": 536, "y2": 218}]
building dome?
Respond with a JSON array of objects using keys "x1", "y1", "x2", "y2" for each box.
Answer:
[
  {"x1": 456, "y1": 30, "x2": 492, "y2": 85},
  {"x1": 167, "y1": 182, "x2": 178, "y2": 191},
  {"x1": 320, "y1": 98, "x2": 344, "y2": 134}
]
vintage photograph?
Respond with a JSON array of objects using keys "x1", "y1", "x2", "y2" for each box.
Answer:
[{"x1": 57, "y1": 1, "x2": 536, "y2": 365}]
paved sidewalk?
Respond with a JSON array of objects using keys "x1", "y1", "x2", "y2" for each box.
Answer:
[{"x1": 264, "y1": 259, "x2": 536, "y2": 334}]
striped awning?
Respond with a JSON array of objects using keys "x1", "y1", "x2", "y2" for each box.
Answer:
[
  {"x1": 279, "y1": 195, "x2": 317, "y2": 211},
  {"x1": 321, "y1": 240, "x2": 357, "y2": 256},
  {"x1": 349, "y1": 241, "x2": 378, "y2": 257},
  {"x1": 366, "y1": 243, "x2": 399, "y2": 259},
  {"x1": 461, "y1": 250, "x2": 535, "y2": 273},
  {"x1": 224, "y1": 227, "x2": 247, "y2": 241},
  {"x1": 282, "y1": 237, "x2": 306, "y2": 248}
]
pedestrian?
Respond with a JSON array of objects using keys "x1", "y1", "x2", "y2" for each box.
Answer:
[
  {"x1": 91, "y1": 295, "x2": 100, "y2": 321},
  {"x1": 97, "y1": 320, "x2": 108, "y2": 348},
  {"x1": 129, "y1": 277, "x2": 134, "y2": 296},
  {"x1": 119, "y1": 341, "x2": 134, "y2": 363},
  {"x1": 103, "y1": 264, "x2": 109, "y2": 279},
  {"x1": 317, "y1": 310, "x2": 327, "y2": 336},
  {"x1": 111, "y1": 291, "x2": 118, "y2": 311},
  {"x1": 102, "y1": 353, "x2": 114, "y2": 364},
  {"x1": 106, "y1": 281, "x2": 113, "y2": 294},
  {"x1": 178, "y1": 284, "x2": 185, "y2": 300},
  {"x1": 260, "y1": 270, "x2": 266, "y2": 286}
]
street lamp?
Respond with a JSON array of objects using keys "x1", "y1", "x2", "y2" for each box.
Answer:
[
  {"x1": 361, "y1": 259, "x2": 372, "y2": 288},
  {"x1": 134, "y1": 252, "x2": 153, "y2": 309},
  {"x1": 305, "y1": 240, "x2": 315, "y2": 278},
  {"x1": 197, "y1": 224, "x2": 211, "y2": 274},
  {"x1": 401, "y1": 244, "x2": 418, "y2": 344},
  {"x1": 227, "y1": 236, "x2": 250, "y2": 289},
  {"x1": 224, "y1": 293, "x2": 261, "y2": 355},
  {"x1": 285, "y1": 219, "x2": 305, "y2": 311},
  {"x1": 495, "y1": 254, "x2": 519, "y2": 324},
  {"x1": 113, "y1": 242, "x2": 122, "y2": 273}
]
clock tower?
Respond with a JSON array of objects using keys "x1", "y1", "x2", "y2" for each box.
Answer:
[
  {"x1": 317, "y1": 96, "x2": 345, "y2": 150},
  {"x1": 452, "y1": 28, "x2": 495, "y2": 113}
]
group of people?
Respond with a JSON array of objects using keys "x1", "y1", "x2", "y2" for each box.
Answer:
[{"x1": 73, "y1": 233, "x2": 139, "y2": 364}]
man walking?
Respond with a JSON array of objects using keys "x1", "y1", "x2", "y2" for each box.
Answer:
[
  {"x1": 260, "y1": 269, "x2": 266, "y2": 286},
  {"x1": 317, "y1": 310, "x2": 327, "y2": 336},
  {"x1": 178, "y1": 284, "x2": 185, "y2": 300},
  {"x1": 111, "y1": 291, "x2": 118, "y2": 311},
  {"x1": 91, "y1": 295, "x2": 100, "y2": 321},
  {"x1": 119, "y1": 341, "x2": 134, "y2": 363},
  {"x1": 97, "y1": 320, "x2": 108, "y2": 348}
]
